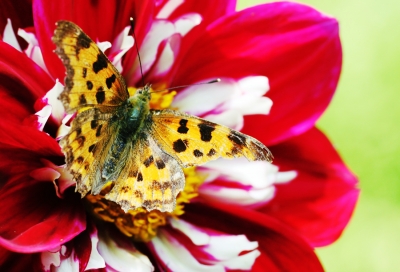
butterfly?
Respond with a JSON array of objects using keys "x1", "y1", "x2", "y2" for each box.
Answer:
[{"x1": 53, "y1": 20, "x2": 273, "y2": 213}]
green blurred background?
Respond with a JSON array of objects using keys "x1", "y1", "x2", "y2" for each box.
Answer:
[{"x1": 237, "y1": 0, "x2": 400, "y2": 271}]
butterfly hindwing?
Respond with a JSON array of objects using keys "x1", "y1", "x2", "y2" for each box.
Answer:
[
  {"x1": 150, "y1": 109, "x2": 273, "y2": 167},
  {"x1": 53, "y1": 20, "x2": 129, "y2": 113},
  {"x1": 106, "y1": 137, "x2": 185, "y2": 212}
]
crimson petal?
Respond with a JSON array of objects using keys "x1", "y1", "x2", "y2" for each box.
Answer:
[
  {"x1": 0, "y1": 246, "x2": 41, "y2": 271},
  {"x1": 183, "y1": 203, "x2": 324, "y2": 272},
  {"x1": 0, "y1": 0, "x2": 33, "y2": 49},
  {"x1": 0, "y1": 176, "x2": 85, "y2": 253},
  {"x1": 33, "y1": 0, "x2": 154, "y2": 80},
  {"x1": 172, "y1": 2, "x2": 342, "y2": 145},
  {"x1": 263, "y1": 127, "x2": 359, "y2": 246},
  {"x1": 0, "y1": 41, "x2": 54, "y2": 122}
]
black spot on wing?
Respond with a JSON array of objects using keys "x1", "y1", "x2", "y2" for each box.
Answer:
[
  {"x1": 193, "y1": 149, "x2": 203, "y2": 157},
  {"x1": 93, "y1": 53, "x2": 108, "y2": 74},
  {"x1": 198, "y1": 122, "x2": 215, "y2": 142},
  {"x1": 79, "y1": 94, "x2": 87, "y2": 105},
  {"x1": 96, "y1": 87, "x2": 105, "y2": 104},
  {"x1": 76, "y1": 156, "x2": 84, "y2": 164},
  {"x1": 76, "y1": 33, "x2": 91, "y2": 50},
  {"x1": 155, "y1": 159, "x2": 166, "y2": 169},
  {"x1": 88, "y1": 144, "x2": 96, "y2": 153},
  {"x1": 75, "y1": 127, "x2": 82, "y2": 136},
  {"x1": 144, "y1": 156, "x2": 154, "y2": 167},
  {"x1": 173, "y1": 139, "x2": 187, "y2": 153},
  {"x1": 137, "y1": 172, "x2": 143, "y2": 181},
  {"x1": 177, "y1": 119, "x2": 189, "y2": 134},
  {"x1": 86, "y1": 80, "x2": 93, "y2": 90},
  {"x1": 96, "y1": 124, "x2": 103, "y2": 137},
  {"x1": 76, "y1": 136, "x2": 85, "y2": 147},
  {"x1": 82, "y1": 67, "x2": 87, "y2": 78},
  {"x1": 106, "y1": 74, "x2": 116, "y2": 89},
  {"x1": 228, "y1": 131, "x2": 247, "y2": 147},
  {"x1": 207, "y1": 148, "x2": 216, "y2": 157},
  {"x1": 90, "y1": 120, "x2": 98, "y2": 129}
]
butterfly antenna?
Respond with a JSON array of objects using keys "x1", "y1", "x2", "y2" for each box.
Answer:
[
  {"x1": 150, "y1": 79, "x2": 221, "y2": 93},
  {"x1": 130, "y1": 17, "x2": 145, "y2": 87}
]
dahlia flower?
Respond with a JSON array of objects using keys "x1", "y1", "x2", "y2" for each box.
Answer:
[{"x1": 0, "y1": 0, "x2": 358, "y2": 271}]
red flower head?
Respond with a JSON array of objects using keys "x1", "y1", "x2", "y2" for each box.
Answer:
[{"x1": 0, "y1": 0, "x2": 358, "y2": 271}]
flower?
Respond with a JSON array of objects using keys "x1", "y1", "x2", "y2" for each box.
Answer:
[{"x1": 0, "y1": 0, "x2": 358, "y2": 271}]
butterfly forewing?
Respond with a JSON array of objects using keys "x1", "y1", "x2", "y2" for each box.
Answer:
[
  {"x1": 53, "y1": 20, "x2": 129, "y2": 113},
  {"x1": 150, "y1": 109, "x2": 273, "y2": 167}
]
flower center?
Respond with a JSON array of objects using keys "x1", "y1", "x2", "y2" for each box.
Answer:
[
  {"x1": 85, "y1": 86, "x2": 205, "y2": 242},
  {"x1": 85, "y1": 167, "x2": 205, "y2": 242}
]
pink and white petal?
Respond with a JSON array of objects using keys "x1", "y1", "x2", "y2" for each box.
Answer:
[
  {"x1": 125, "y1": 20, "x2": 175, "y2": 86},
  {"x1": 168, "y1": 218, "x2": 260, "y2": 270},
  {"x1": 160, "y1": 0, "x2": 236, "y2": 26},
  {"x1": 172, "y1": 2, "x2": 341, "y2": 145},
  {"x1": 85, "y1": 228, "x2": 106, "y2": 271},
  {"x1": 98, "y1": 231, "x2": 153, "y2": 272},
  {"x1": 22, "y1": 104, "x2": 51, "y2": 131},
  {"x1": 108, "y1": 26, "x2": 134, "y2": 73},
  {"x1": 96, "y1": 41, "x2": 112, "y2": 54},
  {"x1": 263, "y1": 127, "x2": 359, "y2": 246},
  {"x1": 18, "y1": 28, "x2": 50, "y2": 75},
  {"x1": 34, "y1": 80, "x2": 65, "y2": 125},
  {"x1": 183, "y1": 203, "x2": 324, "y2": 272},
  {"x1": 2, "y1": 19, "x2": 21, "y2": 51},
  {"x1": 173, "y1": 13, "x2": 202, "y2": 37},
  {"x1": 149, "y1": 229, "x2": 225, "y2": 271},
  {"x1": 147, "y1": 33, "x2": 181, "y2": 83},
  {"x1": 0, "y1": 177, "x2": 86, "y2": 253}
]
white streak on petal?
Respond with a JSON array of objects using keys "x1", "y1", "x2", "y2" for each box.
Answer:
[
  {"x1": 56, "y1": 256, "x2": 79, "y2": 272},
  {"x1": 204, "y1": 235, "x2": 258, "y2": 262},
  {"x1": 172, "y1": 78, "x2": 236, "y2": 116},
  {"x1": 202, "y1": 158, "x2": 277, "y2": 188},
  {"x1": 156, "y1": 0, "x2": 184, "y2": 19},
  {"x1": 56, "y1": 114, "x2": 73, "y2": 141},
  {"x1": 35, "y1": 105, "x2": 52, "y2": 131},
  {"x1": 151, "y1": 230, "x2": 224, "y2": 272},
  {"x1": 219, "y1": 249, "x2": 261, "y2": 270},
  {"x1": 174, "y1": 13, "x2": 202, "y2": 36},
  {"x1": 205, "y1": 110, "x2": 243, "y2": 130},
  {"x1": 169, "y1": 218, "x2": 210, "y2": 246},
  {"x1": 276, "y1": 170, "x2": 297, "y2": 183},
  {"x1": 42, "y1": 80, "x2": 65, "y2": 124},
  {"x1": 109, "y1": 26, "x2": 134, "y2": 73},
  {"x1": 199, "y1": 185, "x2": 275, "y2": 206},
  {"x1": 98, "y1": 233, "x2": 154, "y2": 272},
  {"x1": 151, "y1": 34, "x2": 180, "y2": 77},
  {"x1": 97, "y1": 41, "x2": 111, "y2": 53},
  {"x1": 41, "y1": 251, "x2": 61, "y2": 271},
  {"x1": 18, "y1": 28, "x2": 50, "y2": 74},
  {"x1": 85, "y1": 230, "x2": 106, "y2": 270},
  {"x1": 3, "y1": 19, "x2": 21, "y2": 51}
]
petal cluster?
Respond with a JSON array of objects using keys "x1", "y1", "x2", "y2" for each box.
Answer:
[{"x1": 0, "y1": 0, "x2": 358, "y2": 271}]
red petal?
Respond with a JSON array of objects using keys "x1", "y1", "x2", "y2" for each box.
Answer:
[
  {"x1": 33, "y1": 0, "x2": 154, "y2": 80},
  {"x1": 183, "y1": 203, "x2": 324, "y2": 272},
  {"x1": 262, "y1": 127, "x2": 359, "y2": 246},
  {"x1": 0, "y1": 0, "x2": 33, "y2": 48},
  {"x1": 0, "y1": 177, "x2": 85, "y2": 253},
  {"x1": 172, "y1": 2, "x2": 341, "y2": 145},
  {"x1": 0, "y1": 247, "x2": 41, "y2": 271},
  {"x1": 0, "y1": 41, "x2": 54, "y2": 121},
  {"x1": 159, "y1": 0, "x2": 236, "y2": 24}
]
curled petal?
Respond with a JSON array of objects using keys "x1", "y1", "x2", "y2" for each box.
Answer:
[
  {"x1": 172, "y1": 2, "x2": 342, "y2": 144},
  {"x1": 97, "y1": 230, "x2": 154, "y2": 271},
  {"x1": 263, "y1": 127, "x2": 359, "y2": 246},
  {"x1": 183, "y1": 203, "x2": 324, "y2": 272},
  {"x1": 0, "y1": 178, "x2": 86, "y2": 253},
  {"x1": 0, "y1": 41, "x2": 54, "y2": 122}
]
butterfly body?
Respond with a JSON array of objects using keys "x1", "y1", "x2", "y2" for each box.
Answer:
[
  {"x1": 101, "y1": 87, "x2": 151, "y2": 183},
  {"x1": 53, "y1": 20, "x2": 273, "y2": 212}
]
